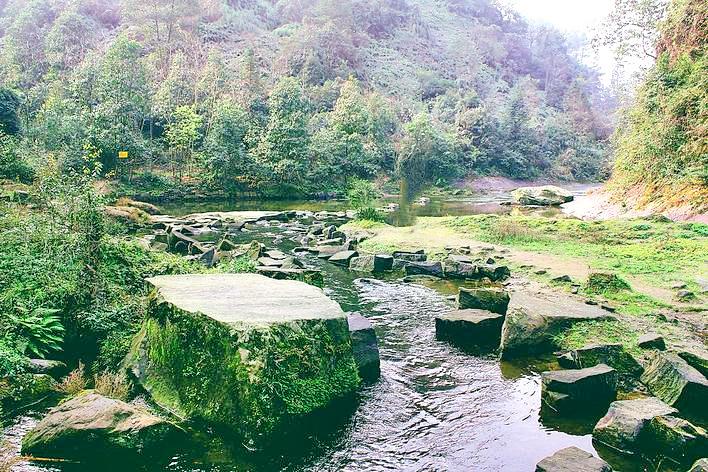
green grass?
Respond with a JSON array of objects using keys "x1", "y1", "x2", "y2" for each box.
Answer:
[
  {"x1": 554, "y1": 319, "x2": 643, "y2": 356},
  {"x1": 445, "y1": 215, "x2": 708, "y2": 290}
]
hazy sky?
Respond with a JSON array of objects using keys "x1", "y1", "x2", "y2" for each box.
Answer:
[{"x1": 505, "y1": 0, "x2": 617, "y2": 82}]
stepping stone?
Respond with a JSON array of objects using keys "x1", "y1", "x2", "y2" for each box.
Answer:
[
  {"x1": 557, "y1": 343, "x2": 643, "y2": 379},
  {"x1": 535, "y1": 446, "x2": 612, "y2": 472},
  {"x1": 500, "y1": 292, "x2": 615, "y2": 359},
  {"x1": 457, "y1": 287, "x2": 509, "y2": 314},
  {"x1": 404, "y1": 261, "x2": 443, "y2": 277},
  {"x1": 541, "y1": 364, "x2": 617, "y2": 412},
  {"x1": 637, "y1": 333, "x2": 665, "y2": 350},
  {"x1": 349, "y1": 255, "x2": 393, "y2": 273},
  {"x1": 263, "y1": 249, "x2": 288, "y2": 260},
  {"x1": 392, "y1": 250, "x2": 427, "y2": 262},
  {"x1": 435, "y1": 309, "x2": 504, "y2": 348},
  {"x1": 593, "y1": 397, "x2": 677, "y2": 453},
  {"x1": 641, "y1": 352, "x2": 708, "y2": 422},
  {"x1": 348, "y1": 313, "x2": 380, "y2": 380},
  {"x1": 329, "y1": 250, "x2": 358, "y2": 267},
  {"x1": 444, "y1": 257, "x2": 478, "y2": 279}
]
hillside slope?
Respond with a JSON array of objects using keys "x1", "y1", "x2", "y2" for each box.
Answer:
[{"x1": 608, "y1": 0, "x2": 707, "y2": 218}]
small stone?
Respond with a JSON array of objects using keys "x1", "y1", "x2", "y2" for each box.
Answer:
[
  {"x1": 534, "y1": 269, "x2": 548, "y2": 275},
  {"x1": 329, "y1": 250, "x2": 359, "y2": 267},
  {"x1": 552, "y1": 275, "x2": 573, "y2": 283},
  {"x1": 671, "y1": 282, "x2": 687, "y2": 289},
  {"x1": 435, "y1": 309, "x2": 504, "y2": 348},
  {"x1": 541, "y1": 364, "x2": 617, "y2": 412},
  {"x1": 535, "y1": 446, "x2": 612, "y2": 472},
  {"x1": 677, "y1": 290, "x2": 696, "y2": 301},
  {"x1": 637, "y1": 333, "x2": 665, "y2": 350},
  {"x1": 404, "y1": 261, "x2": 444, "y2": 278}
]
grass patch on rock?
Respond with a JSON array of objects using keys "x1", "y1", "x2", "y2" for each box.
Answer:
[{"x1": 554, "y1": 319, "x2": 642, "y2": 357}]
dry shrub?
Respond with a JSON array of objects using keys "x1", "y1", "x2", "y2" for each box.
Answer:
[
  {"x1": 94, "y1": 371, "x2": 130, "y2": 401},
  {"x1": 58, "y1": 362, "x2": 87, "y2": 396},
  {"x1": 490, "y1": 219, "x2": 538, "y2": 242},
  {"x1": 0, "y1": 440, "x2": 21, "y2": 472}
]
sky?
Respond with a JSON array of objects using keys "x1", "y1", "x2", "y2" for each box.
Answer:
[{"x1": 505, "y1": 0, "x2": 618, "y2": 83}]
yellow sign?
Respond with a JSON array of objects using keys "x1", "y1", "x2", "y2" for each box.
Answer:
[{"x1": 118, "y1": 151, "x2": 129, "y2": 159}]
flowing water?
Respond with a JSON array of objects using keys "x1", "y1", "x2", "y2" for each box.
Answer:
[{"x1": 4, "y1": 191, "x2": 661, "y2": 472}]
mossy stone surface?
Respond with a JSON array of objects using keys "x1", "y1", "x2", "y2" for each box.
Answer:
[{"x1": 124, "y1": 274, "x2": 360, "y2": 442}]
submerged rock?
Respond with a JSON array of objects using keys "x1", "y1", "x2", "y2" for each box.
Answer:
[
  {"x1": 457, "y1": 287, "x2": 509, "y2": 314},
  {"x1": 535, "y1": 446, "x2": 612, "y2": 472},
  {"x1": 500, "y1": 292, "x2": 614, "y2": 359},
  {"x1": 347, "y1": 313, "x2": 380, "y2": 380},
  {"x1": 592, "y1": 397, "x2": 677, "y2": 453},
  {"x1": 435, "y1": 309, "x2": 505, "y2": 348},
  {"x1": 541, "y1": 364, "x2": 617, "y2": 413},
  {"x1": 21, "y1": 391, "x2": 181, "y2": 462},
  {"x1": 124, "y1": 274, "x2": 360, "y2": 442},
  {"x1": 640, "y1": 352, "x2": 708, "y2": 422},
  {"x1": 511, "y1": 185, "x2": 574, "y2": 206}
]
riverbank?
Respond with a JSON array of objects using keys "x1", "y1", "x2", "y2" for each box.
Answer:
[{"x1": 345, "y1": 215, "x2": 707, "y2": 348}]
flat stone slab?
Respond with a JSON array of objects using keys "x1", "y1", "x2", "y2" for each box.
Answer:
[
  {"x1": 146, "y1": 274, "x2": 344, "y2": 327},
  {"x1": 541, "y1": 364, "x2": 617, "y2": 412},
  {"x1": 536, "y1": 446, "x2": 612, "y2": 472},
  {"x1": 457, "y1": 286, "x2": 509, "y2": 314},
  {"x1": 500, "y1": 291, "x2": 615, "y2": 358},
  {"x1": 435, "y1": 309, "x2": 504, "y2": 348}
]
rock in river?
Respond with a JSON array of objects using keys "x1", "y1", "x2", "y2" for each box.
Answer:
[
  {"x1": 21, "y1": 391, "x2": 181, "y2": 462},
  {"x1": 640, "y1": 352, "x2": 708, "y2": 422},
  {"x1": 500, "y1": 291, "x2": 614, "y2": 359},
  {"x1": 535, "y1": 446, "x2": 612, "y2": 472},
  {"x1": 435, "y1": 309, "x2": 505, "y2": 348},
  {"x1": 457, "y1": 286, "x2": 509, "y2": 314},
  {"x1": 347, "y1": 313, "x2": 380, "y2": 380},
  {"x1": 541, "y1": 364, "x2": 617, "y2": 413},
  {"x1": 592, "y1": 397, "x2": 677, "y2": 453},
  {"x1": 349, "y1": 254, "x2": 393, "y2": 273},
  {"x1": 123, "y1": 274, "x2": 360, "y2": 442},
  {"x1": 404, "y1": 261, "x2": 444, "y2": 278},
  {"x1": 511, "y1": 185, "x2": 574, "y2": 206},
  {"x1": 329, "y1": 250, "x2": 359, "y2": 267}
]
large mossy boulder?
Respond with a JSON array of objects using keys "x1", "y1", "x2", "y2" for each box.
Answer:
[
  {"x1": 21, "y1": 391, "x2": 181, "y2": 462},
  {"x1": 123, "y1": 274, "x2": 360, "y2": 443},
  {"x1": 511, "y1": 185, "x2": 574, "y2": 206},
  {"x1": 541, "y1": 364, "x2": 617, "y2": 413},
  {"x1": 500, "y1": 292, "x2": 614, "y2": 359},
  {"x1": 640, "y1": 352, "x2": 708, "y2": 422},
  {"x1": 535, "y1": 446, "x2": 612, "y2": 472}
]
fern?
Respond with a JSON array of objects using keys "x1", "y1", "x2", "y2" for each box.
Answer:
[{"x1": 8, "y1": 307, "x2": 64, "y2": 359}]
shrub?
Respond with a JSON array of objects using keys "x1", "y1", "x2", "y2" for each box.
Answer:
[
  {"x1": 347, "y1": 178, "x2": 380, "y2": 209},
  {"x1": 355, "y1": 206, "x2": 386, "y2": 222},
  {"x1": 94, "y1": 371, "x2": 130, "y2": 401},
  {"x1": 59, "y1": 362, "x2": 87, "y2": 396},
  {"x1": 0, "y1": 133, "x2": 34, "y2": 183}
]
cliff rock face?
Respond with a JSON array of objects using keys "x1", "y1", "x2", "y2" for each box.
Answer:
[{"x1": 124, "y1": 274, "x2": 360, "y2": 443}]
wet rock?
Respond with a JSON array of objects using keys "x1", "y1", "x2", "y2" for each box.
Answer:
[
  {"x1": 392, "y1": 250, "x2": 427, "y2": 262},
  {"x1": 255, "y1": 267, "x2": 323, "y2": 287},
  {"x1": 541, "y1": 364, "x2": 617, "y2": 412},
  {"x1": 405, "y1": 261, "x2": 444, "y2": 278},
  {"x1": 27, "y1": 359, "x2": 68, "y2": 378},
  {"x1": 349, "y1": 255, "x2": 393, "y2": 273},
  {"x1": 637, "y1": 333, "x2": 665, "y2": 350},
  {"x1": 511, "y1": 185, "x2": 574, "y2": 206},
  {"x1": 347, "y1": 313, "x2": 380, "y2": 380},
  {"x1": 444, "y1": 258, "x2": 478, "y2": 279},
  {"x1": 477, "y1": 264, "x2": 511, "y2": 282},
  {"x1": 678, "y1": 349, "x2": 708, "y2": 378},
  {"x1": 124, "y1": 274, "x2": 359, "y2": 441},
  {"x1": 263, "y1": 249, "x2": 288, "y2": 260},
  {"x1": 593, "y1": 397, "x2": 678, "y2": 453},
  {"x1": 558, "y1": 344, "x2": 643, "y2": 381},
  {"x1": 457, "y1": 286, "x2": 509, "y2": 314},
  {"x1": 21, "y1": 391, "x2": 181, "y2": 462},
  {"x1": 644, "y1": 415, "x2": 708, "y2": 464},
  {"x1": 690, "y1": 458, "x2": 708, "y2": 472},
  {"x1": 329, "y1": 250, "x2": 358, "y2": 267},
  {"x1": 535, "y1": 446, "x2": 612, "y2": 472},
  {"x1": 500, "y1": 292, "x2": 615, "y2": 359},
  {"x1": 313, "y1": 244, "x2": 351, "y2": 259},
  {"x1": 640, "y1": 352, "x2": 708, "y2": 422},
  {"x1": 435, "y1": 309, "x2": 505, "y2": 348}
]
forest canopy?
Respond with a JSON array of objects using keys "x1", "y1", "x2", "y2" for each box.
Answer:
[{"x1": 0, "y1": 0, "x2": 617, "y2": 198}]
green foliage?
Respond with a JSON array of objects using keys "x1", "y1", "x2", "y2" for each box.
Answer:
[
  {"x1": 7, "y1": 308, "x2": 64, "y2": 359},
  {"x1": 0, "y1": 88, "x2": 21, "y2": 135},
  {"x1": 555, "y1": 319, "x2": 641, "y2": 356},
  {"x1": 356, "y1": 207, "x2": 386, "y2": 223},
  {"x1": 346, "y1": 178, "x2": 380, "y2": 209},
  {"x1": 0, "y1": 132, "x2": 34, "y2": 183}
]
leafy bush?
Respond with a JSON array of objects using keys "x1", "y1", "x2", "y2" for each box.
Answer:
[
  {"x1": 7, "y1": 308, "x2": 64, "y2": 359},
  {"x1": 347, "y1": 178, "x2": 380, "y2": 209},
  {"x1": 0, "y1": 133, "x2": 34, "y2": 183},
  {"x1": 356, "y1": 206, "x2": 386, "y2": 222}
]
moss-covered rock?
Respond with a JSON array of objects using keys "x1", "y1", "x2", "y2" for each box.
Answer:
[
  {"x1": 21, "y1": 391, "x2": 181, "y2": 463},
  {"x1": 457, "y1": 287, "x2": 509, "y2": 314},
  {"x1": 124, "y1": 274, "x2": 360, "y2": 443}
]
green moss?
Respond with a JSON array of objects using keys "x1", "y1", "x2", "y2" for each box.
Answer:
[
  {"x1": 585, "y1": 272, "x2": 631, "y2": 294},
  {"x1": 555, "y1": 319, "x2": 642, "y2": 357},
  {"x1": 127, "y1": 291, "x2": 360, "y2": 441}
]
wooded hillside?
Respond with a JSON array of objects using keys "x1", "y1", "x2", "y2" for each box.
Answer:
[{"x1": 0, "y1": 0, "x2": 615, "y2": 198}]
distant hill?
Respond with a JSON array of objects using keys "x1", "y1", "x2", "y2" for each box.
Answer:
[
  {"x1": 0, "y1": 0, "x2": 616, "y2": 197},
  {"x1": 608, "y1": 0, "x2": 707, "y2": 218}
]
